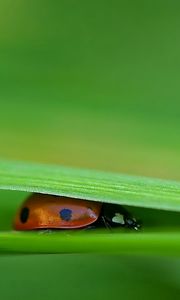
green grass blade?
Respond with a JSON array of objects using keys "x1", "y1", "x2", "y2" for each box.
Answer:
[
  {"x1": 1, "y1": 189, "x2": 180, "y2": 257},
  {"x1": 0, "y1": 159, "x2": 180, "y2": 211},
  {"x1": 0, "y1": 231, "x2": 180, "y2": 256}
]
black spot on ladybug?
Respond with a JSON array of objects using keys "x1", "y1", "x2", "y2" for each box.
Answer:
[
  {"x1": 20, "y1": 207, "x2": 29, "y2": 223},
  {"x1": 59, "y1": 209, "x2": 72, "y2": 221}
]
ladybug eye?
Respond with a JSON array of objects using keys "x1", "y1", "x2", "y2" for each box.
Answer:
[
  {"x1": 20, "y1": 207, "x2": 29, "y2": 223},
  {"x1": 59, "y1": 209, "x2": 72, "y2": 221},
  {"x1": 126, "y1": 218, "x2": 133, "y2": 225}
]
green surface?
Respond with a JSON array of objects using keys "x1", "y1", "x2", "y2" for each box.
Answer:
[
  {"x1": 1, "y1": 159, "x2": 180, "y2": 212},
  {"x1": 1, "y1": 231, "x2": 180, "y2": 256},
  {"x1": 0, "y1": 0, "x2": 180, "y2": 299}
]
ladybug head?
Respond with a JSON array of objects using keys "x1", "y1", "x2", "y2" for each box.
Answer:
[
  {"x1": 111, "y1": 212, "x2": 141, "y2": 230},
  {"x1": 124, "y1": 216, "x2": 141, "y2": 230},
  {"x1": 102, "y1": 203, "x2": 141, "y2": 230}
]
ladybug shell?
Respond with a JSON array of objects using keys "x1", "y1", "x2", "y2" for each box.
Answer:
[{"x1": 14, "y1": 193, "x2": 102, "y2": 230}]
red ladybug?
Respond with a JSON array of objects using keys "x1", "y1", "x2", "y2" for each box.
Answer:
[{"x1": 14, "y1": 193, "x2": 140, "y2": 230}]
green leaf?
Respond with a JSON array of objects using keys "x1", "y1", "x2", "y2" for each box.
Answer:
[
  {"x1": 0, "y1": 231, "x2": 180, "y2": 256},
  {"x1": 1, "y1": 159, "x2": 180, "y2": 211}
]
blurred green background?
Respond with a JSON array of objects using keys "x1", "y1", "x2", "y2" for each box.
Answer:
[
  {"x1": 1, "y1": 0, "x2": 180, "y2": 299},
  {"x1": 1, "y1": 0, "x2": 180, "y2": 179}
]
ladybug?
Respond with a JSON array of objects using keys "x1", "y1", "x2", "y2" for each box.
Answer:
[{"x1": 14, "y1": 193, "x2": 140, "y2": 230}]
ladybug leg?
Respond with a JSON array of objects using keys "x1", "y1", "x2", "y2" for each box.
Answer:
[
  {"x1": 38, "y1": 229, "x2": 53, "y2": 234},
  {"x1": 83, "y1": 225, "x2": 97, "y2": 230},
  {"x1": 101, "y1": 216, "x2": 112, "y2": 229},
  {"x1": 82, "y1": 217, "x2": 111, "y2": 230}
]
